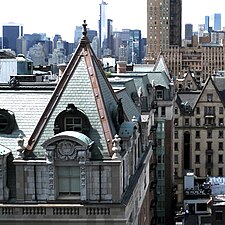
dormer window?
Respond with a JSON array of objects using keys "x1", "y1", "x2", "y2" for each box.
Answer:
[
  {"x1": 54, "y1": 104, "x2": 90, "y2": 135},
  {"x1": 156, "y1": 90, "x2": 163, "y2": 100},
  {"x1": 207, "y1": 94, "x2": 213, "y2": 102},
  {"x1": 0, "y1": 109, "x2": 15, "y2": 134}
]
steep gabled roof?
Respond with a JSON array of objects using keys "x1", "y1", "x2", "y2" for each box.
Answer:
[
  {"x1": 153, "y1": 52, "x2": 170, "y2": 79},
  {"x1": 26, "y1": 21, "x2": 120, "y2": 158},
  {"x1": 192, "y1": 75, "x2": 225, "y2": 110}
]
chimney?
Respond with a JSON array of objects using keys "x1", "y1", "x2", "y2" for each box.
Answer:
[{"x1": 116, "y1": 61, "x2": 127, "y2": 73}]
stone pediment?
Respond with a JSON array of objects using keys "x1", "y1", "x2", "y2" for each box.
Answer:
[{"x1": 42, "y1": 131, "x2": 94, "y2": 163}]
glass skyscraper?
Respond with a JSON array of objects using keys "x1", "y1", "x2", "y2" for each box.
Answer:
[
  {"x1": 214, "y1": 13, "x2": 221, "y2": 31},
  {"x1": 205, "y1": 16, "x2": 209, "y2": 32},
  {"x1": 185, "y1": 24, "x2": 193, "y2": 41},
  {"x1": 99, "y1": 0, "x2": 108, "y2": 55},
  {"x1": 2, "y1": 23, "x2": 23, "y2": 54}
]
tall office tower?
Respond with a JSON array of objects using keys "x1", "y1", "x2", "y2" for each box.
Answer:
[
  {"x1": 87, "y1": 30, "x2": 97, "y2": 43},
  {"x1": 185, "y1": 24, "x2": 193, "y2": 41},
  {"x1": 3, "y1": 23, "x2": 23, "y2": 54},
  {"x1": 99, "y1": 0, "x2": 108, "y2": 56},
  {"x1": 53, "y1": 34, "x2": 62, "y2": 50},
  {"x1": 205, "y1": 16, "x2": 210, "y2": 32},
  {"x1": 106, "y1": 19, "x2": 113, "y2": 55},
  {"x1": 128, "y1": 29, "x2": 142, "y2": 64},
  {"x1": 198, "y1": 24, "x2": 205, "y2": 38},
  {"x1": 16, "y1": 36, "x2": 27, "y2": 56},
  {"x1": 214, "y1": 13, "x2": 221, "y2": 31},
  {"x1": 74, "y1": 26, "x2": 83, "y2": 49},
  {"x1": 24, "y1": 33, "x2": 43, "y2": 51},
  {"x1": 146, "y1": 0, "x2": 182, "y2": 62}
]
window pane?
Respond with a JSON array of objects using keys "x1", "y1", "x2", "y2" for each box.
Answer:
[{"x1": 59, "y1": 178, "x2": 70, "y2": 192}]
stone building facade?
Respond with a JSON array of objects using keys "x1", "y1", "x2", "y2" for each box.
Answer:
[
  {"x1": 163, "y1": 41, "x2": 225, "y2": 81},
  {"x1": 174, "y1": 74, "x2": 225, "y2": 207},
  {"x1": 0, "y1": 22, "x2": 156, "y2": 225}
]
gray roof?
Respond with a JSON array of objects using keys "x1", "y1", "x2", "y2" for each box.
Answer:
[
  {"x1": 0, "y1": 90, "x2": 52, "y2": 156},
  {"x1": 115, "y1": 88, "x2": 141, "y2": 121},
  {"x1": 147, "y1": 71, "x2": 170, "y2": 89},
  {"x1": 177, "y1": 92, "x2": 200, "y2": 108}
]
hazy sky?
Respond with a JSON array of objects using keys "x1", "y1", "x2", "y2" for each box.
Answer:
[{"x1": 0, "y1": 0, "x2": 225, "y2": 42}]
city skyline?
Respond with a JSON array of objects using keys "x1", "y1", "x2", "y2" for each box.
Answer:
[{"x1": 0, "y1": 0, "x2": 225, "y2": 43}]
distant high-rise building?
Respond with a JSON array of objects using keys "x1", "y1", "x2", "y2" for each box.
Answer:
[
  {"x1": 3, "y1": 23, "x2": 23, "y2": 54},
  {"x1": 128, "y1": 30, "x2": 142, "y2": 64},
  {"x1": 198, "y1": 24, "x2": 205, "y2": 38},
  {"x1": 24, "y1": 33, "x2": 44, "y2": 51},
  {"x1": 205, "y1": 16, "x2": 210, "y2": 32},
  {"x1": 53, "y1": 34, "x2": 62, "y2": 50},
  {"x1": 99, "y1": 0, "x2": 108, "y2": 56},
  {"x1": 185, "y1": 24, "x2": 193, "y2": 41},
  {"x1": 214, "y1": 13, "x2": 221, "y2": 31},
  {"x1": 106, "y1": 19, "x2": 113, "y2": 55},
  {"x1": 146, "y1": 0, "x2": 182, "y2": 61},
  {"x1": 16, "y1": 36, "x2": 27, "y2": 56},
  {"x1": 74, "y1": 26, "x2": 83, "y2": 49},
  {"x1": 87, "y1": 30, "x2": 97, "y2": 43}
]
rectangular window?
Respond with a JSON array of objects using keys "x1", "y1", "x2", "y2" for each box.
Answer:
[
  {"x1": 184, "y1": 118, "x2": 189, "y2": 126},
  {"x1": 207, "y1": 94, "x2": 213, "y2": 102},
  {"x1": 219, "y1": 168, "x2": 223, "y2": 177},
  {"x1": 174, "y1": 155, "x2": 178, "y2": 164},
  {"x1": 64, "y1": 117, "x2": 82, "y2": 131},
  {"x1": 157, "y1": 139, "x2": 162, "y2": 147},
  {"x1": 58, "y1": 167, "x2": 80, "y2": 197},
  {"x1": 174, "y1": 107, "x2": 178, "y2": 114},
  {"x1": 219, "y1": 118, "x2": 224, "y2": 126},
  {"x1": 219, "y1": 130, "x2": 224, "y2": 138},
  {"x1": 207, "y1": 154, "x2": 212, "y2": 163},
  {"x1": 219, "y1": 107, "x2": 224, "y2": 115},
  {"x1": 196, "y1": 107, "x2": 200, "y2": 114},
  {"x1": 219, "y1": 154, "x2": 223, "y2": 163},
  {"x1": 207, "y1": 142, "x2": 212, "y2": 150},
  {"x1": 158, "y1": 155, "x2": 162, "y2": 163},
  {"x1": 174, "y1": 142, "x2": 178, "y2": 151},
  {"x1": 161, "y1": 107, "x2": 166, "y2": 117},
  {"x1": 195, "y1": 142, "x2": 200, "y2": 151},
  {"x1": 174, "y1": 118, "x2": 178, "y2": 126},
  {"x1": 156, "y1": 90, "x2": 163, "y2": 100},
  {"x1": 196, "y1": 118, "x2": 200, "y2": 126},
  {"x1": 207, "y1": 168, "x2": 212, "y2": 176},
  {"x1": 175, "y1": 131, "x2": 178, "y2": 139},
  {"x1": 219, "y1": 142, "x2": 223, "y2": 151},
  {"x1": 207, "y1": 130, "x2": 212, "y2": 138},
  {"x1": 196, "y1": 131, "x2": 200, "y2": 138},
  {"x1": 195, "y1": 155, "x2": 200, "y2": 164}
]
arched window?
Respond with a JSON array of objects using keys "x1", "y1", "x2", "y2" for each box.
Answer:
[{"x1": 54, "y1": 104, "x2": 90, "y2": 135}]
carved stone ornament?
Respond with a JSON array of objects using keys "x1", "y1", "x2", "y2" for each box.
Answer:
[{"x1": 56, "y1": 140, "x2": 77, "y2": 160}]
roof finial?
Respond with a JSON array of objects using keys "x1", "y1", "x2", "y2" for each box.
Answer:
[{"x1": 82, "y1": 20, "x2": 87, "y2": 37}]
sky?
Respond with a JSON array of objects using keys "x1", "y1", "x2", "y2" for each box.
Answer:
[{"x1": 0, "y1": 0, "x2": 225, "y2": 43}]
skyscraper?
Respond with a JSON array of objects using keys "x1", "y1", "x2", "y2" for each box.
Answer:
[
  {"x1": 185, "y1": 24, "x2": 193, "y2": 41},
  {"x1": 205, "y1": 16, "x2": 210, "y2": 32},
  {"x1": 3, "y1": 23, "x2": 23, "y2": 54},
  {"x1": 74, "y1": 26, "x2": 83, "y2": 49},
  {"x1": 146, "y1": 0, "x2": 182, "y2": 62},
  {"x1": 214, "y1": 13, "x2": 221, "y2": 31},
  {"x1": 99, "y1": 0, "x2": 108, "y2": 56}
]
